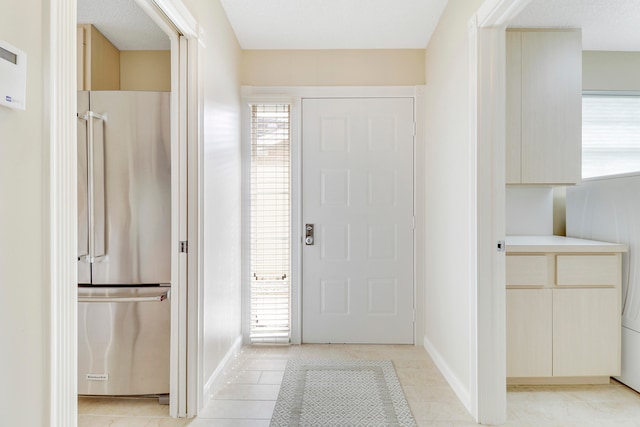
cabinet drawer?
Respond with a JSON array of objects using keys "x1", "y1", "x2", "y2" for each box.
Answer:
[
  {"x1": 506, "y1": 255, "x2": 551, "y2": 287},
  {"x1": 556, "y1": 255, "x2": 619, "y2": 286}
]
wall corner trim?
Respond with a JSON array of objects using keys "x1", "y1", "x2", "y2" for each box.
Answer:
[{"x1": 48, "y1": 0, "x2": 79, "y2": 425}]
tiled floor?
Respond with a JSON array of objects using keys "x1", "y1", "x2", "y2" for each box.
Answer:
[
  {"x1": 78, "y1": 395, "x2": 191, "y2": 426},
  {"x1": 78, "y1": 344, "x2": 640, "y2": 426}
]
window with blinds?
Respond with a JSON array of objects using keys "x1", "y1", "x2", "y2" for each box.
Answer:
[
  {"x1": 249, "y1": 104, "x2": 291, "y2": 343},
  {"x1": 583, "y1": 93, "x2": 640, "y2": 178}
]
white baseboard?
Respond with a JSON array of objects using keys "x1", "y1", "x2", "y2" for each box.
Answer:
[
  {"x1": 423, "y1": 335, "x2": 472, "y2": 412},
  {"x1": 201, "y1": 335, "x2": 243, "y2": 406}
]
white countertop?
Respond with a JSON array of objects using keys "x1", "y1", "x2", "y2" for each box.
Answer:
[{"x1": 506, "y1": 235, "x2": 628, "y2": 253}]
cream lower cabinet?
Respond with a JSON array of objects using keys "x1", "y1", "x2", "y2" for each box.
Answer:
[
  {"x1": 507, "y1": 289, "x2": 552, "y2": 377},
  {"x1": 506, "y1": 253, "x2": 621, "y2": 383},
  {"x1": 553, "y1": 288, "x2": 620, "y2": 377}
]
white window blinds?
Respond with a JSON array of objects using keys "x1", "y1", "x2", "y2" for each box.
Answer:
[
  {"x1": 250, "y1": 104, "x2": 291, "y2": 343},
  {"x1": 583, "y1": 93, "x2": 640, "y2": 178}
]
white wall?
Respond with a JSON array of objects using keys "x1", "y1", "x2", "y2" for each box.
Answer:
[
  {"x1": 0, "y1": 1, "x2": 47, "y2": 426},
  {"x1": 505, "y1": 187, "x2": 553, "y2": 235},
  {"x1": 423, "y1": 0, "x2": 484, "y2": 410},
  {"x1": 181, "y1": 0, "x2": 244, "y2": 396},
  {"x1": 583, "y1": 51, "x2": 640, "y2": 91}
]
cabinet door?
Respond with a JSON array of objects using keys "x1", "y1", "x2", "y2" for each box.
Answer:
[
  {"x1": 507, "y1": 289, "x2": 552, "y2": 377},
  {"x1": 520, "y1": 30, "x2": 582, "y2": 184},
  {"x1": 505, "y1": 31, "x2": 522, "y2": 184},
  {"x1": 553, "y1": 288, "x2": 620, "y2": 377},
  {"x1": 88, "y1": 25, "x2": 120, "y2": 90},
  {"x1": 77, "y1": 24, "x2": 120, "y2": 91},
  {"x1": 77, "y1": 26, "x2": 86, "y2": 91}
]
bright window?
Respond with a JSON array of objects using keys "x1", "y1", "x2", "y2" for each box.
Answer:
[
  {"x1": 583, "y1": 92, "x2": 640, "y2": 178},
  {"x1": 249, "y1": 104, "x2": 291, "y2": 343}
]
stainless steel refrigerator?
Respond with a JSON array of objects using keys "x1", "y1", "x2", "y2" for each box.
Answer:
[{"x1": 77, "y1": 91, "x2": 171, "y2": 396}]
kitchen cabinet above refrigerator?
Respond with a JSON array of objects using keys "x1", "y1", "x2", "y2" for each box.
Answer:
[
  {"x1": 77, "y1": 25, "x2": 120, "y2": 91},
  {"x1": 77, "y1": 24, "x2": 171, "y2": 92}
]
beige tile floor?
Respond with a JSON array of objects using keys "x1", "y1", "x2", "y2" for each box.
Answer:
[{"x1": 79, "y1": 344, "x2": 640, "y2": 426}]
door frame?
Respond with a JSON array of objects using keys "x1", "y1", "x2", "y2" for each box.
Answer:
[
  {"x1": 468, "y1": 0, "x2": 533, "y2": 423},
  {"x1": 47, "y1": 0, "x2": 202, "y2": 423},
  {"x1": 241, "y1": 86, "x2": 426, "y2": 346}
]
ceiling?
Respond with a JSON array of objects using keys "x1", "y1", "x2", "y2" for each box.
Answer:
[
  {"x1": 77, "y1": 0, "x2": 170, "y2": 50},
  {"x1": 510, "y1": 0, "x2": 640, "y2": 51},
  {"x1": 218, "y1": 0, "x2": 448, "y2": 50},
  {"x1": 77, "y1": 0, "x2": 640, "y2": 52}
]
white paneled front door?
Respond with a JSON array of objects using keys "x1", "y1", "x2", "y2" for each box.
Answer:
[{"x1": 302, "y1": 97, "x2": 415, "y2": 344}]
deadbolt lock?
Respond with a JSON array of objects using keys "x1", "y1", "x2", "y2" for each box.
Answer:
[{"x1": 305, "y1": 224, "x2": 314, "y2": 245}]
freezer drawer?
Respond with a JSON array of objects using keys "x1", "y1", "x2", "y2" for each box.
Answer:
[{"x1": 78, "y1": 286, "x2": 170, "y2": 396}]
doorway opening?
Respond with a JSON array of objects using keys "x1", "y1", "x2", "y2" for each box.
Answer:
[{"x1": 49, "y1": 0, "x2": 201, "y2": 423}]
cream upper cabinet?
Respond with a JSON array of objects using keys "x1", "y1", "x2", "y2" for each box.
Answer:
[{"x1": 506, "y1": 29, "x2": 582, "y2": 185}]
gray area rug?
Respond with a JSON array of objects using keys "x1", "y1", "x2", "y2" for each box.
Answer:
[{"x1": 270, "y1": 359, "x2": 417, "y2": 427}]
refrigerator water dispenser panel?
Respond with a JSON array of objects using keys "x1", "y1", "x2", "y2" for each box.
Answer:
[{"x1": 0, "y1": 40, "x2": 26, "y2": 110}]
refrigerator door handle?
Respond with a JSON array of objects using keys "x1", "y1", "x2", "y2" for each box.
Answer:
[
  {"x1": 78, "y1": 109, "x2": 90, "y2": 267},
  {"x1": 84, "y1": 110, "x2": 107, "y2": 263},
  {"x1": 78, "y1": 290, "x2": 169, "y2": 303}
]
